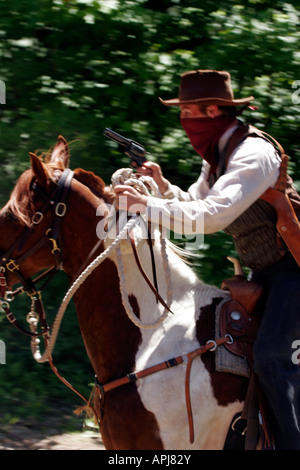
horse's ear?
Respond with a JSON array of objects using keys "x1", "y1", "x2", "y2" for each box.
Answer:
[
  {"x1": 30, "y1": 152, "x2": 49, "y2": 188},
  {"x1": 50, "y1": 135, "x2": 69, "y2": 168}
]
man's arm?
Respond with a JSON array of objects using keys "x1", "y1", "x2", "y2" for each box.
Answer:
[{"x1": 146, "y1": 137, "x2": 281, "y2": 235}]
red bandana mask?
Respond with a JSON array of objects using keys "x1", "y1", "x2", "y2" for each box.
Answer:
[{"x1": 180, "y1": 115, "x2": 236, "y2": 174}]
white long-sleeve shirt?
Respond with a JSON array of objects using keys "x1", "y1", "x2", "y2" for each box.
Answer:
[{"x1": 147, "y1": 125, "x2": 281, "y2": 235}]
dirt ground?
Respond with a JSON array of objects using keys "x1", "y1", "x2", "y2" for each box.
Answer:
[{"x1": 0, "y1": 412, "x2": 105, "y2": 450}]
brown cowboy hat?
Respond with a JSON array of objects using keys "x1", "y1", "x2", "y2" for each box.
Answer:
[{"x1": 159, "y1": 69, "x2": 254, "y2": 107}]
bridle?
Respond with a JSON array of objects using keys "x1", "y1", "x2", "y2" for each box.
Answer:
[
  {"x1": 0, "y1": 167, "x2": 96, "y2": 412},
  {"x1": 0, "y1": 168, "x2": 74, "y2": 337}
]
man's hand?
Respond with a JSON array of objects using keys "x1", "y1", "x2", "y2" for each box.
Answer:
[
  {"x1": 137, "y1": 161, "x2": 169, "y2": 194},
  {"x1": 114, "y1": 185, "x2": 148, "y2": 214}
]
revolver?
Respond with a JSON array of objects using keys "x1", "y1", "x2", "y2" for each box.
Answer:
[{"x1": 104, "y1": 128, "x2": 147, "y2": 167}]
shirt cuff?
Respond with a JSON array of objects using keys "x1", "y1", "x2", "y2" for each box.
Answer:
[{"x1": 160, "y1": 181, "x2": 176, "y2": 199}]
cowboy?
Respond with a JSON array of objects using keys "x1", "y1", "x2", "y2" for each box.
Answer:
[{"x1": 114, "y1": 69, "x2": 300, "y2": 449}]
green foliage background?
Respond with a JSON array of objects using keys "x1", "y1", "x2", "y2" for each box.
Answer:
[{"x1": 0, "y1": 0, "x2": 299, "y2": 426}]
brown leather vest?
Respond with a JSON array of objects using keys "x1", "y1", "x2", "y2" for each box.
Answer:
[{"x1": 214, "y1": 122, "x2": 300, "y2": 270}]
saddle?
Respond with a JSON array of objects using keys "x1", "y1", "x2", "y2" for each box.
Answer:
[{"x1": 219, "y1": 273, "x2": 275, "y2": 450}]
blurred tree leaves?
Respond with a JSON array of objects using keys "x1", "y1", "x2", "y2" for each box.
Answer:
[
  {"x1": 1, "y1": 0, "x2": 298, "y2": 198},
  {"x1": 0, "y1": 0, "x2": 299, "y2": 421}
]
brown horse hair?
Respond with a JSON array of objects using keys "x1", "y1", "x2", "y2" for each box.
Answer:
[{"x1": 4, "y1": 170, "x2": 40, "y2": 227}]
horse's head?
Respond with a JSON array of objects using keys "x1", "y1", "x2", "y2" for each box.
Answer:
[{"x1": 0, "y1": 136, "x2": 115, "y2": 292}]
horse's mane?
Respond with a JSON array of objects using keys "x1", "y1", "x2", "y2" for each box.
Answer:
[
  {"x1": 5, "y1": 161, "x2": 115, "y2": 227},
  {"x1": 5, "y1": 169, "x2": 39, "y2": 227},
  {"x1": 73, "y1": 168, "x2": 115, "y2": 204}
]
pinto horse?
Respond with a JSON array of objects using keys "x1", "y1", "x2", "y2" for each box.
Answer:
[{"x1": 0, "y1": 136, "x2": 249, "y2": 450}]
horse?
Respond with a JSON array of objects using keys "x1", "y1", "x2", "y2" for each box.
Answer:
[{"x1": 0, "y1": 136, "x2": 250, "y2": 450}]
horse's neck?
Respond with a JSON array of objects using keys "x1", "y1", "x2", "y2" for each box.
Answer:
[
  {"x1": 67, "y1": 222, "x2": 199, "y2": 383},
  {"x1": 61, "y1": 189, "x2": 102, "y2": 280}
]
